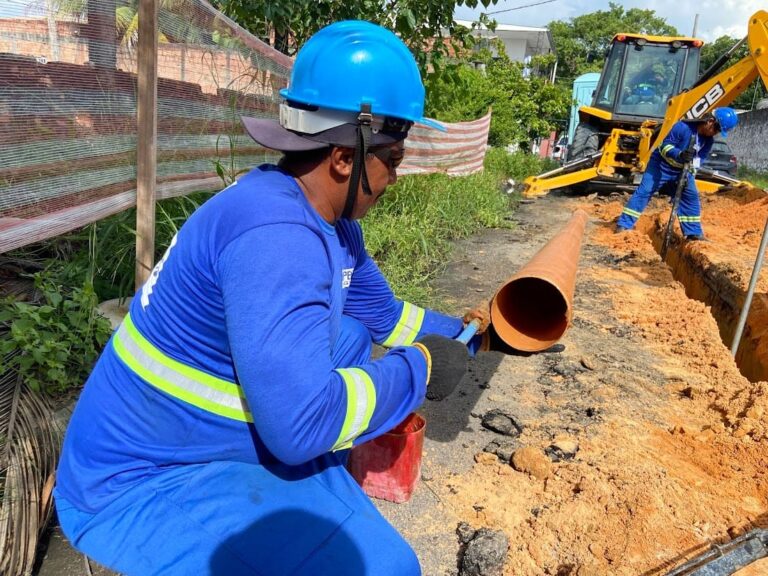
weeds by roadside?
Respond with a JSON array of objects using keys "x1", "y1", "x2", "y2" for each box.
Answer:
[
  {"x1": 364, "y1": 148, "x2": 555, "y2": 305},
  {"x1": 737, "y1": 166, "x2": 768, "y2": 190},
  {"x1": 0, "y1": 275, "x2": 112, "y2": 394}
]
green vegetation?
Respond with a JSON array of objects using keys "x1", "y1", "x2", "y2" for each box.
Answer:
[
  {"x1": 363, "y1": 148, "x2": 554, "y2": 304},
  {"x1": 425, "y1": 48, "x2": 570, "y2": 147},
  {"x1": 737, "y1": 166, "x2": 768, "y2": 190},
  {"x1": 210, "y1": 0, "x2": 499, "y2": 74},
  {"x1": 0, "y1": 275, "x2": 112, "y2": 394},
  {"x1": 0, "y1": 192, "x2": 211, "y2": 395},
  {"x1": 546, "y1": 3, "x2": 677, "y2": 85},
  {"x1": 34, "y1": 192, "x2": 214, "y2": 302},
  {"x1": 701, "y1": 37, "x2": 767, "y2": 110}
]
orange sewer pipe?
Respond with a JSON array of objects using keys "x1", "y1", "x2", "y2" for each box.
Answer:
[{"x1": 490, "y1": 209, "x2": 589, "y2": 352}]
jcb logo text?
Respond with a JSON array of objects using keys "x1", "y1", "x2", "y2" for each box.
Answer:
[{"x1": 684, "y1": 83, "x2": 725, "y2": 119}]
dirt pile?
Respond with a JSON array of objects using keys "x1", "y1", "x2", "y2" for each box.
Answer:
[{"x1": 381, "y1": 188, "x2": 768, "y2": 576}]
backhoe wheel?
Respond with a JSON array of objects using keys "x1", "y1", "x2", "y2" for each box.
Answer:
[{"x1": 567, "y1": 123, "x2": 599, "y2": 162}]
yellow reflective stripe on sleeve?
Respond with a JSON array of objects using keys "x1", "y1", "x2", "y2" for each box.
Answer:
[
  {"x1": 622, "y1": 207, "x2": 641, "y2": 218},
  {"x1": 332, "y1": 367, "x2": 376, "y2": 451},
  {"x1": 114, "y1": 314, "x2": 253, "y2": 422},
  {"x1": 665, "y1": 158, "x2": 684, "y2": 168},
  {"x1": 381, "y1": 301, "x2": 426, "y2": 347},
  {"x1": 660, "y1": 145, "x2": 684, "y2": 168}
]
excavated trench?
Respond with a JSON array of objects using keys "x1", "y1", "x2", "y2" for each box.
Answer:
[{"x1": 647, "y1": 219, "x2": 768, "y2": 383}]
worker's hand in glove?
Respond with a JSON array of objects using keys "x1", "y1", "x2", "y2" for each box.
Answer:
[
  {"x1": 678, "y1": 148, "x2": 695, "y2": 164},
  {"x1": 462, "y1": 303, "x2": 491, "y2": 334},
  {"x1": 413, "y1": 335, "x2": 469, "y2": 400}
]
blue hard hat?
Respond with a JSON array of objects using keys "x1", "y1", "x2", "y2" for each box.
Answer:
[
  {"x1": 280, "y1": 20, "x2": 443, "y2": 131},
  {"x1": 633, "y1": 84, "x2": 656, "y2": 98},
  {"x1": 712, "y1": 107, "x2": 738, "y2": 137}
]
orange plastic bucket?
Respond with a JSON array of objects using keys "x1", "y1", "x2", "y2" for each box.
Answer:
[{"x1": 346, "y1": 412, "x2": 426, "y2": 504}]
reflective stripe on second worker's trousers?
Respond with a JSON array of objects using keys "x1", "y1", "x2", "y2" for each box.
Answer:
[{"x1": 113, "y1": 313, "x2": 253, "y2": 422}]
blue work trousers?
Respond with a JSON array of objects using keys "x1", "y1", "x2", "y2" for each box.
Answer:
[
  {"x1": 617, "y1": 158, "x2": 704, "y2": 236},
  {"x1": 54, "y1": 316, "x2": 421, "y2": 576}
]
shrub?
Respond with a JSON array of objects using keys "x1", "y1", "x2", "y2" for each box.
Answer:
[{"x1": 0, "y1": 274, "x2": 113, "y2": 394}]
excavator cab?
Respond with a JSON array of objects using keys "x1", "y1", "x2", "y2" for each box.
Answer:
[
  {"x1": 595, "y1": 35, "x2": 702, "y2": 120},
  {"x1": 567, "y1": 33, "x2": 703, "y2": 163}
]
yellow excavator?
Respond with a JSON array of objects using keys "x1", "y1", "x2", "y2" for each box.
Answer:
[{"x1": 523, "y1": 10, "x2": 768, "y2": 198}]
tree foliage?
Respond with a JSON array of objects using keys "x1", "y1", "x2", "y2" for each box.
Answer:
[
  {"x1": 547, "y1": 2, "x2": 677, "y2": 85},
  {"x1": 424, "y1": 47, "x2": 570, "y2": 147},
  {"x1": 700, "y1": 35, "x2": 765, "y2": 110},
  {"x1": 209, "y1": 0, "x2": 500, "y2": 74}
]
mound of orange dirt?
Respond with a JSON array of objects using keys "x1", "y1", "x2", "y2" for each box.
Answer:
[{"x1": 381, "y1": 189, "x2": 768, "y2": 576}]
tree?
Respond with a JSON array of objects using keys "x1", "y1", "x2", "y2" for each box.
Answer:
[
  {"x1": 547, "y1": 2, "x2": 677, "y2": 85},
  {"x1": 425, "y1": 46, "x2": 570, "y2": 147},
  {"x1": 210, "y1": 0, "x2": 569, "y2": 147},
  {"x1": 208, "y1": 0, "x2": 500, "y2": 75},
  {"x1": 700, "y1": 35, "x2": 764, "y2": 110}
]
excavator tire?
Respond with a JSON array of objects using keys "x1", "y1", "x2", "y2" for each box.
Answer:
[
  {"x1": 564, "y1": 123, "x2": 600, "y2": 195},
  {"x1": 566, "y1": 123, "x2": 599, "y2": 162}
]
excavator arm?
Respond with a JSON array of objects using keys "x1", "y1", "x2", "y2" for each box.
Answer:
[{"x1": 523, "y1": 11, "x2": 768, "y2": 198}]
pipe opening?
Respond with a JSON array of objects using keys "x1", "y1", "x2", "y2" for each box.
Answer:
[{"x1": 492, "y1": 277, "x2": 569, "y2": 351}]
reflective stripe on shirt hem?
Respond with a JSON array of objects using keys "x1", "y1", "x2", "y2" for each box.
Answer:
[
  {"x1": 113, "y1": 313, "x2": 253, "y2": 423},
  {"x1": 381, "y1": 301, "x2": 426, "y2": 347}
]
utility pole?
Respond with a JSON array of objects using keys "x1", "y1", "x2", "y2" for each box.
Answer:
[{"x1": 692, "y1": 14, "x2": 700, "y2": 37}]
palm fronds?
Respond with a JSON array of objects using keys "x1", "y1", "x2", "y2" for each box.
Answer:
[{"x1": 0, "y1": 359, "x2": 60, "y2": 576}]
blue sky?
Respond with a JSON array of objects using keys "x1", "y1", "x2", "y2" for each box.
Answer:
[
  {"x1": 1, "y1": 0, "x2": 762, "y2": 42},
  {"x1": 454, "y1": 0, "x2": 765, "y2": 42}
]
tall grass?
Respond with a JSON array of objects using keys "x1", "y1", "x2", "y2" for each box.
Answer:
[
  {"x1": 737, "y1": 165, "x2": 768, "y2": 190},
  {"x1": 33, "y1": 192, "x2": 213, "y2": 301},
  {"x1": 363, "y1": 148, "x2": 553, "y2": 305}
]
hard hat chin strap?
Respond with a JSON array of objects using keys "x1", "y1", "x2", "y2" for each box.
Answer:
[{"x1": 342, "y1": 104, "x2": 374, "y2": 220}]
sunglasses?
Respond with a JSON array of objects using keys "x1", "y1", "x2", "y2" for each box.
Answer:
[{"x1": 367, "y1": 146, "x2": 405, "y2": 171}]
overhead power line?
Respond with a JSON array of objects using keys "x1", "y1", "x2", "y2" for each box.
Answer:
[{"x1": 485, "y1": 0, "x2": 559, "y2": 16}]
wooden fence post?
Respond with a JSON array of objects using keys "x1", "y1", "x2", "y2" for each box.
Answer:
[{"x1": 135, "y1": 0, "x2": 158, "y2": 291}]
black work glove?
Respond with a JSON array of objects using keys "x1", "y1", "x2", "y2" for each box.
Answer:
[
  {"x1": 414, "y1": 335, "x2": 469, "y2": 401},
  {"x1": 678, "y1": 148, "x2": 695, "y2": 164}
]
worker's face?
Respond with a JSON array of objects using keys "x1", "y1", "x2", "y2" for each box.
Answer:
[
  {"x1": 352, "y1": 143, "x2": 405, "y2": 219},
  {"x1": 699, "y1": 118, "x2": 719, "y2": 137}
]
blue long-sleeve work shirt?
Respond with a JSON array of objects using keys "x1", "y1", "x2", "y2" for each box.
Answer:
[{"x1": 56, "y1": 165, "x2": 470, "y2": 513}]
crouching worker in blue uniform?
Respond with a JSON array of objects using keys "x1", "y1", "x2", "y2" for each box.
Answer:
[
  {"x1": 53, "y1": 20, "x2": 489, "y2": 576},
  {"x1": 617, "y1": 107, "x2": 738, "y2": 240}
]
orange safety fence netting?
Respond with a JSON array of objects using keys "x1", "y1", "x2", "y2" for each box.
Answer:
[
  {"x1": 0, "y1": 0, "x2": 290, "y2": 254},
  {"x1": 0, "y1": 0, "x2": 491, "y2": 255}
]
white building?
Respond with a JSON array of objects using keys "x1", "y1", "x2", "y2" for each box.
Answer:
[{"x1": 454, "y1": 19, "x2": 556, "y2": 80}]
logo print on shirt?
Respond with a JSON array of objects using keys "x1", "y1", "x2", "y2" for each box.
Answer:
[{"x1": 341, "y1": 268, "x2": 354, "y2": 289}]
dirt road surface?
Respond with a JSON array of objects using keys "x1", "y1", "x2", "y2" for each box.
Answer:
[{"x1": 379, "y1": 188, "x2": 768, "y2": 576}]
